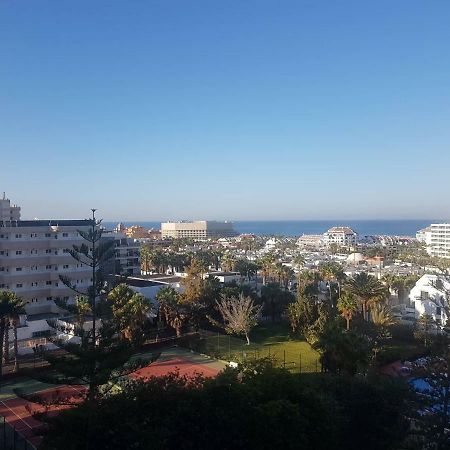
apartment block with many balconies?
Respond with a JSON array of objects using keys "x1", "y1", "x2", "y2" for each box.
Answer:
[
  {"x1": 0, "y1": 196, "x2": 93, "y2": 316},
  {"x1": 428, "y1": 223, "x2": 450, "y2": 258}
]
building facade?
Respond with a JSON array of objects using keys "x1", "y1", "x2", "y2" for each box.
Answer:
[
  {"x1": 0, "y1": 220, "x2": 93, "y2": 315},
  {"x1": 427, "y1": 223, "x2": 450, "y2": 258},
  {"x1": 409, "y1": 274, "x2": 449, "y2": 328},
  {"x1": 101, "y1": 231, "x2": 141, "y2": 276},
  {"x1": 161, "y1": 221, "x2": 236, "y2": 240},
  {"x1": 323, "y1": 227, "x2": 358, "y2": 248}
]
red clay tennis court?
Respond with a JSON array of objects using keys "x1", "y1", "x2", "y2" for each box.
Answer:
[
  {"x1": 0, "y1": 384, "x2": 86, "y2": 448},
  {"x1": 130, "y1": 347, "x2": 226, "y2": 380},
  {"x1": 0, "y1": 347, "x2": 225, "y2": 448}
]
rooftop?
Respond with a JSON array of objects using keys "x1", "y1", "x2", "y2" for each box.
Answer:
[{"x1": 0, "y1": 219, "x2": 94, "y2": 228}]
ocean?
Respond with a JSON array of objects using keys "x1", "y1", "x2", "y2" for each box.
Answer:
[{"x1": 103, "y1": 220, "x2": 438, "y2": 237}]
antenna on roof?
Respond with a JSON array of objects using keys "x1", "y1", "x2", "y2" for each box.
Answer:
[{"x1": 2, "y1": 192, "x2": 5, "y2": 200}]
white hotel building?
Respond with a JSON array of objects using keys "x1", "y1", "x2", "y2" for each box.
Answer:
[
  {"x1": 323, "y1": 227, "x2": 358, "y2": 248},
  {"x1": 427, "y1": 223, "x2": 450, "y2": 258},
  {"x1": 0, "y1": 196, "x2": 93, "y2": 316},
  {"x1": 161, "y1": 220, "x2": 237, "y2": 240}
]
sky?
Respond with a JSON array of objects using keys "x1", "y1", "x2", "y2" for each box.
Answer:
[{"x1": 1, "y1": 0, "x2": 450, "y2": 221}]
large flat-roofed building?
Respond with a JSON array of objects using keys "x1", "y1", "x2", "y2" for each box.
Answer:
[
  {"x1": 428, "y1": 223, "x2": 450, "y2": 258},
  {"x1": 161, "y1": 221, "x2": 236, "y2": 240},
  {"x1": 0, "y1": 197, "x2": 93, "y2": 315},
  {"x1": 323, "y1": 226, "x2": 358, "y2": 248}
]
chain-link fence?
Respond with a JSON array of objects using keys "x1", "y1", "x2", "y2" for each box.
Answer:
[
  {"x1": 0, "y1": 417, "x2": 37, "y2": 450},
  {"x1": 179, "y1": 331, "x2": 321, "y2": 373}
]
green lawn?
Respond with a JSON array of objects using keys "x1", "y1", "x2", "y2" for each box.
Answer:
[{"x1": 184, "y1": 323, "x2": 320, "y2": 373}]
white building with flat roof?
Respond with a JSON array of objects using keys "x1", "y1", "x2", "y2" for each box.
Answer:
[
  {"x1": 161, "y1": 221, "x2": 236, "y2": 240},
  {"x1": 323, "y1": 227, "x2": 358, "y2": 248},
  {"x1": 409, "y1": 274, "x2": 449, "y2": 327},
  {"x1": 427, "y1": 223, "x2": 450, "y2": 258},
  {"x1": 416, "y1": 226, "x2": 432, "y2": 246}
]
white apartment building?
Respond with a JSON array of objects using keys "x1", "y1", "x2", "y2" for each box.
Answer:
[
  {"x1": 427, "y1": 223, "x2": 450, "y2": 258},
  {"x1": 0, "y1": 197, "x2": 93, "y2": 316},
  {"x1": 409, "y1": 274, "x2": 449, "y2": 328},
  {"x1": 296, "y1": 234, "x2": 324, "y2": 248},
  {"x1": 416, "y1": 226, "x2": 432, "y2": 246},
  {"x1": 323, "y1": 227, "x2": 358, "y2": 248},
  {"x1": 161, "y1": 220, "x2": 236, "y2": 240}
]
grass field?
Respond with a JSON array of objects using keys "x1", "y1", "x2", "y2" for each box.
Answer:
[{"x1": 183, "y1": 323, "x2": 320, "y2": 373}]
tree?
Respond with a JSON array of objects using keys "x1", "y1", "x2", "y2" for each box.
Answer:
[
  {"x1": 156, "y1": 286, "x2": 187, "y2": 337},
  {"x1": 216, "y1": 294, "x2": 261, "y2": 345},
  {"x1": 345, "y1": 272, "x2": 388, "y2": 321},
  {"x1": 292, "y1": 254, "x2": 305, "y2": 270},
  {"x1": 261, "y1": 283, "x2": 293, "y2": 323},
  {"x1": 257, "y1": 253, "x2": 276, "y2": 286},
  {"x1": 40, "y1": 364, "x2": 410, "y2": 450},
  {"x1": 140, "y1": 244, "x2": 152, "y2": 274},
  {"x1": 44, "y1": 211, "x2": 149, "y2": 404},
  {"x1": 0, "y1": 291, "x2": 25, "y2": 378},
  {"x1": 337, "y1": 292, "x2": 358, "y2": 330},
  {"x1": 370, "y1": 304, "x2": 397, "y2": 328},
  {"x1": 315, "y1": 320, "x2": 372, "y2": 375},
  {"x1": 108, "y1": 284, "x2": 152, "y2": 344},
  {"x1": 287, "y1": 294, "x2": 318, "y2": 336}
]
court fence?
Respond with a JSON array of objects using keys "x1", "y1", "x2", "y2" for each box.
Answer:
[
  {"x1": 178, "y1": 331, "x2": 322, "y2": 373},
  {"x1": 0, "y1": 416, "x2": 36, "y2": 450}
]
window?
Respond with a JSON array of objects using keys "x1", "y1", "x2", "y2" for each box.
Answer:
[
  {"x1": 46, "y1": 281, "x2": 52, "y2": 285},
  {"x1": 63, "y1": 248, "x2": 70, "y2": 253},
  {"x1": 46, "y1": 296, "x2": 52, "y2": 301},
  {"x1": 420, "y1": 291, "x2": 429, "y2": 300},
  {"x1": 45, "y1": 249, "x2": 51, "y2": 254},
  {"x1": 16, "y1": 267, "x2": 22, "y2": 272},
  {"x1": 15, "y1": 234, "x2": 22, "y2": 238},
  {"x1": 63, "y1": 233, "x2": 68, "y2": 237},
  {"x1": 45, "y1": 233, "x2": 51, "y2": 238},
  {"x1": 31, "y1": 282, "x2": 38, "y2": 287},
  {"x1": 63, "y1": 264, "x2": 69, "y2": 269},
  {"x1": 16, "y1": 283, "x2": 22, "y2": 288},
  {"x1": 46, "y1": 265, "x2": 52, "y2": 269},
  {"x1": 16, "y1": 250, "x2": 22, "y2": 255},
  {"x1": 436, "y1": 307, "x2": 441, "y2": 316}
]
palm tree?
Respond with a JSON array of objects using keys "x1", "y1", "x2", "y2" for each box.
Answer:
[
  {"x1": 258, "y1": 253, "x2": 276, "y2": 286},
  {"x1": 156, "y1": 286, "x2": 186, "y2": 337},
  {"x1": 345, "y1": 272, "x2": 388, "y2": 321},
  {"x1": 9, "y1": 295, "x2": 25, "y2": 372},
  {"x1": 292, "y1": 254, "x2": 305, "y2": 270},
  {"x1": 337, "y1": 292, "x2": 358, "y2": 330},
  {"x1": 370, "y1": 304, "x2": 397, "y2": 328},
  {"x1": 0, "y1": 291, "x2": 24, "y2": 379},
  {"x1": 140, "y1": 244, "x2": 152, "y2": 275}
]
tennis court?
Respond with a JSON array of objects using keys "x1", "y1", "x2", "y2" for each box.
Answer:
[
  {"x1": 0, "y1": 347, "x2": 226, "y2": 448},
  {"x1": 130, "y1": 347, "x2": 226, "y2": 379},
  {"x1": 0, "y1": 381, "x2": 86, "y2": 448}
]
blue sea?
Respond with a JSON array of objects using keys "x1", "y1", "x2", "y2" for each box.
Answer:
[{"x1": 103, "y1": 220, "x2": 439, "y2": 237}]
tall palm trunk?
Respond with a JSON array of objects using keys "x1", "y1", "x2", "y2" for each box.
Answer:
[
  {"x1": 0, "y1": 318, "x2": 5, "y2": 382},
  {"x1": 3, "y1": 322, "x2": 9, "y2": 363},
  {"x1": 13, "y1": 320, "x2": 19, "y2": 372}
]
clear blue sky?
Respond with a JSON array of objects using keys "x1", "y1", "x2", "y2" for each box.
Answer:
[{"x1": 1, "y1": 0, "x2": 449, "y2": 221}]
